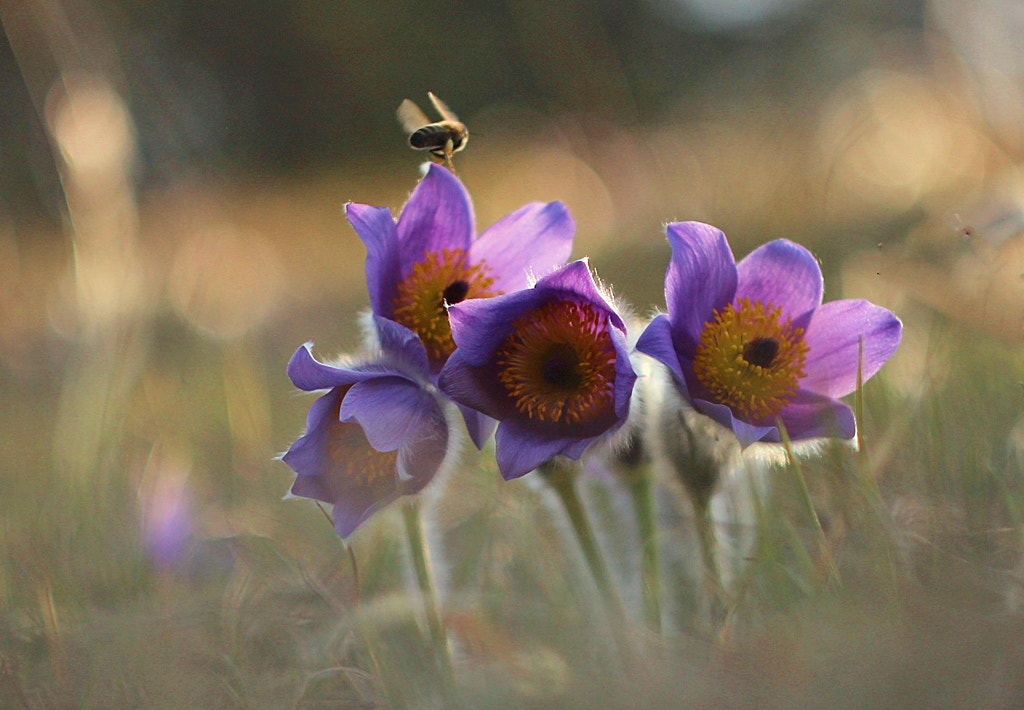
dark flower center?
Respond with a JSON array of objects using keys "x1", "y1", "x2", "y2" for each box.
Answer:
[
  {"x1": 742, "y1": 336, "x2": 780, "y2": 368},
  {"x1": 541, "y1": 343, "x2": 584, "y2": 389},
  {"x1": 442, "y1": 279, "x2": 471, "y2": 307},
  {"x1": 392, "y1": 248, "x2": 500, "y2": 366},
  {"x1": 496, "y1": 298, "x2": 617, "y2": 425}
]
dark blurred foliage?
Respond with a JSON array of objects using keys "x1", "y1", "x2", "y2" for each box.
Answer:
[{"x1": 1, "y1": 0, "x2": 925, "y2": 235}]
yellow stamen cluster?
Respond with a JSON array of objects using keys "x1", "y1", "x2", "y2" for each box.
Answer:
[
  {"x1": 692, "y1": 298, "x2": 808, "y2": 422},
  {"x1": 392, "y1": 248, "x2": 499, "y2": 364},
  {"x1": 325, "y1": 394, "x2": 399, "y2": 488},
  {"x1": 496, "y1": 299, "x2": 617, "y2": 425}
]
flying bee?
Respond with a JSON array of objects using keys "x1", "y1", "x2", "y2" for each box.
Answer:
[{"x1": 397, "y1": 92, "x2": 468, "y2": 172}]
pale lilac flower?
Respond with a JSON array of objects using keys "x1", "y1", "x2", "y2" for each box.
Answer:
[
  {"x1": 282, "y1": 321, "x2": 452, "y2": 537},
  {"x1": 439, "y1": 260, "x2": 637, "y2": 480},
  {"x1": 636, "y1": 221, "x2": 902, "y2": 447}
]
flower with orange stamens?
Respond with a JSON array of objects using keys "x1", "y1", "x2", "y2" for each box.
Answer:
[
  {"x1": 282, "y1": 321, "x2": 455, "y2": 537},
  {"x1": 438, "y1": 260, "x2": 637, "y2": 480}
]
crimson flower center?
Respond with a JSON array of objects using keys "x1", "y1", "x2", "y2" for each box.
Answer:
[
  {"x1": 496, "y1": 299, "x2": 617, "y2": 425},
  {"x1": 392, "y1": 248, "x2": 501, "y2": 365},
  {"x1": 692, "y1": 298, "x2": 808, "y2": 421}
]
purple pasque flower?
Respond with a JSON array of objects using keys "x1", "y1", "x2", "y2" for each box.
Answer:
[
  {"x1": 636, "y1": 221, "x2": 902, "y2": 447},
  {"x1": 438, "y1": 259, "x2": 638, "y2": 480},
  {"x1": 282, "y1": 319, "x2": 453, "y2": 538},
  {"x1": 345, "y1": 163, "x2": 575, "y2": 374}
]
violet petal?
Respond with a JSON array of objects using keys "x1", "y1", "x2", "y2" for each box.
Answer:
[
  {"x1": 471, "y1": 201, "x2": 575, "y2": 292},
  {"x1": 691, "y1": 397, "x2": 781, "y2": 447},
  {"x1": 396, "y1": 164, "x2": 474, "y2": 271},
  {"x1": 445, "y1": 289, "x2": 542, "y2": 366},
  {"x1": 340, "y1": 377, "x2": 438, "y2": 452},
  {"x1": 777, "y1": 392, "x2": 856, "y2": 441},
  {"x1": 287, "y1": 345, "x2": 362, "y2": 391},
  {"x1": 735, "y1": 239, "x2": 823, "y2": 318},
  {"x1": 373, "y1": 316, "x2": 431, "y2": 377},
  {"x1": 494, "y1": 422, "x2": 576, "y2": 480},
  {"x1": 800, "y1": 299, "x2": 903, "y2": 398},
  {"x1": 347, "y1": 203, "x2": 401, "y2": 318},
  {"x1": 664, "y1": 222, "x2": 738, "y2": 349},
  {"x1": 635, "y1": 314, "x2": 689, "y2": 388}
]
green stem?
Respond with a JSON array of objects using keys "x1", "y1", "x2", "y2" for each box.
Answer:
[
  {"x1": 628, "y1": 469, "x2": 662, "y2": 635},
  {"x1": 777, "y1": 421, "x2": 842, "y2": 588},
  {"x1": 691, "y1": 494, "x2": 726, "y2": 627},
  {"x1": 402, "y1": 502, "x2": 460, "y2": 708},
  {"x1": 540, "y1": 460, "x2": 632, "y2": 657}
]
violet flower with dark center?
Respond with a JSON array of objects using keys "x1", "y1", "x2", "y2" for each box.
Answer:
[
  {"x1": 636, "y1": 221, "x2": 902, "y2": 447},
  {"x1": 438, "y1": 260, "x2": 637, "y2": 480},
  {"x1": 346, "y1": 164, "x2": 575, "y2": 373},
  {"x1": 282, "y1": 326, "x2": 453, "y2": 538}
]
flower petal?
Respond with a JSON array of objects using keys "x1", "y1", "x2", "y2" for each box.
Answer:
[
  {"x1": 494, "y1": 421, "x2": 577, "y2": 480},
  {"x1": 283, "y1": 388, "x2": 400, "y2": 538},
  {"x1": 340, "y1": 376, "x2": 438, "y2": 452},
  {"x1": 691, "y1": 397, "x2": 780, "y2": 447},
  {"x1": 287, "y1": 344, "x2": 362, "y2": 391},
  {"x1": 438, "y1": 348, "x2": 516, "y2": 428},
  {"x1": 373, "y1": 316, "x2": 431, "y2": 378},
  {"x1": 445, "y1": 289, "x2": 542, "y2": 366},
  {"x1": 471, "y1": 201, "x2": 575, "y2": 292},
  {"x1": 735, "y1": 239, "x2": 823, "y2": 318},
  {"x1": 347, "y1": 203, "x2": 401, "y2": 318},
  {"x1": 610, "y1": 324, "x2": 638, "y2": 419},
  {"x1": 396, "y1": 164, "x2": 474, "y2": 271},
  {"x1": 778, "y1": 391, "x2": 856, "y2": 441},
  {"x1": 533, "y1": 259, "x2": 626, "y2": 331},
  {"x1": 800, "y1": 299, "x2": 903, "y2": 398},
  {"x1": 457, "y1": 403, "x2": 498, "y2": 450},
  {"x1": 636, "y1": 314, "x2": 688, "y2": 389},
  {"x1": 664, "y1": 222, "x2": 738, "y2": 350}
]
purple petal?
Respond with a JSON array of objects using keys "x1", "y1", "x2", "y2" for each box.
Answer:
[
  {"x1": 347, "y1": 203, "x2": 401, "y2": 318},
  {"x1": 533, "y1": 259, "x2": 626, "y2": 332},
  {"x1": 438, "y1": 349, "x2": 516, "y2": 426},
  {"x1": 283, "y1": 388, "x2": 400, "y2": 538},
  {"x1": 457, "y1": 403, "x2": 498, "y2": 450},
  {"x1": 636, "y1": 314, "x2": 688, "y2": 388},
  {"x1": 287, "y1": 345, "x2": 362, "y2": 391},
  {"x1": 445, "y1": 289, "x2": 542, "y2": 366},
  {"x1": 800, "y1": 300, "x2": 903, "y2": 398},
  {"x1": 396, "y1": 164, "x2": 474, "y2": 271},
  {"x1": 373, "y1": 316, "x2": 431, "y2": 377},
  {"x1": 471, "y1": 201, "x2": 575, "y2": 292},
  {"x1": 340, "y1": 377, "x2": 439, "y2": 452},
  {"x1": 396, "y1": 401, "x2": 450, "y2": 488},
  {"x1": 735, "y1": 240, "x2": 823, "y2": 318},
  {"x1": 494, "y1": 422, "x2": 576, "y2": 480},
  {"x1": 610, "y1": 325, "x2": 638, "y2": 419},
  {"x1": 777, "y1": 392, "x2": 856, "y2": 441},
  {"x1": 691, "y1": 398, "x2": 780, "y2": 447},
  {"x1": 664, "y1": 222, "x2": 738, "y2": 350}
]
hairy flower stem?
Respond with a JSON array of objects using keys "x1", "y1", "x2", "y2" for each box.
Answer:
[
  {"x1": 627, "y1": 468, "x2": 662, "y2": 635},
  {"x1": 402, "y1": 502, "x2": 461, "y2": 708},
  {"x1": 540, "y1": 460, "x2": 633, "y2": 659}
]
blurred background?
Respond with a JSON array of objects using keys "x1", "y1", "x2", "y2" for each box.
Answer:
[{"x1": 3, "y1": 0, "x2": 1024, "y2": 707}]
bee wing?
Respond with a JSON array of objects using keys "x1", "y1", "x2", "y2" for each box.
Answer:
[
  {"x1": 427, "y1": 91, "x2": 460, "y2": 122},
  {"x1": 397, "y1": 99, "x2": 431, "y2": 133}
]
